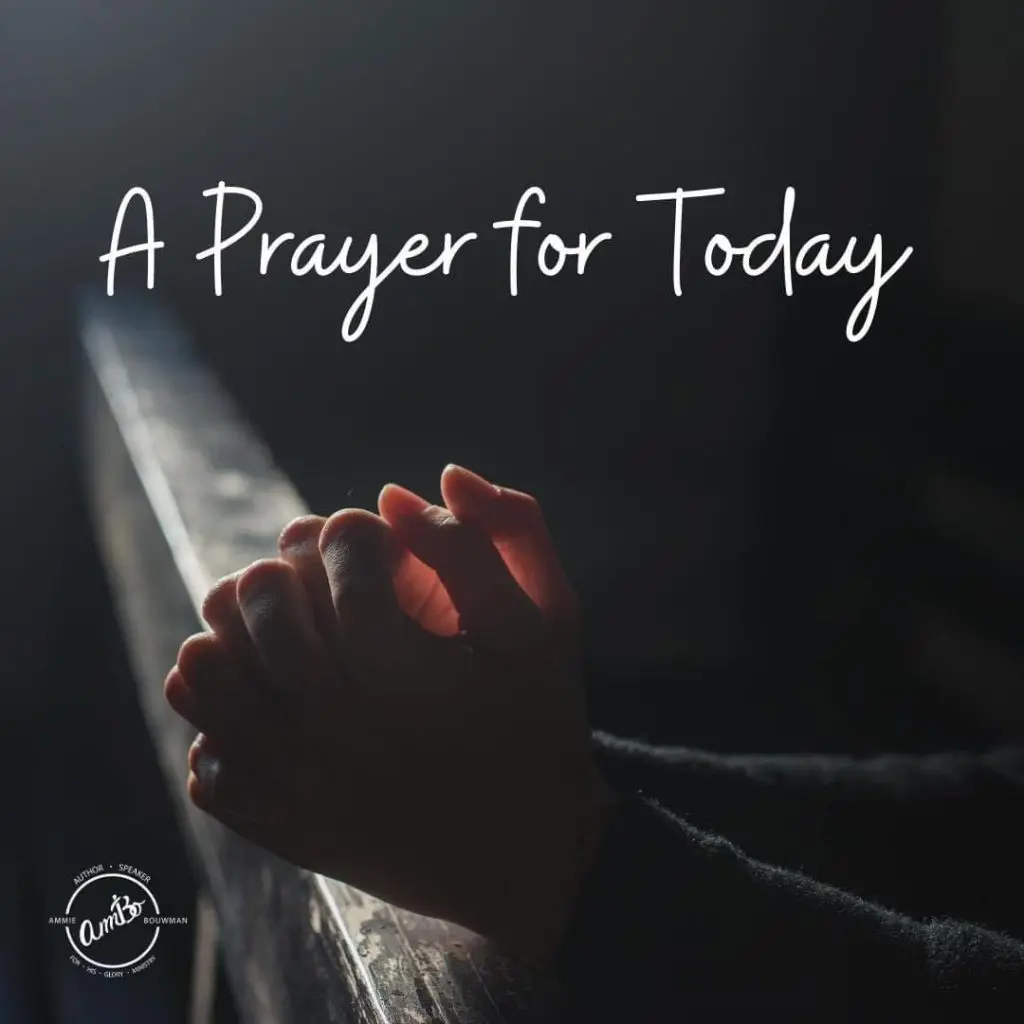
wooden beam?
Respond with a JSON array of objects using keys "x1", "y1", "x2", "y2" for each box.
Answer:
[{"x1": 80, "y1": 292, "x2": 550, "y2": 1024}]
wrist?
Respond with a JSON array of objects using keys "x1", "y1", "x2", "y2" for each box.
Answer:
[{"x1": 490, "y1": 768, "x2": 621, "y2": 963}]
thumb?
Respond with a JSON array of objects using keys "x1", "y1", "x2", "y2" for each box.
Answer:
[
  {"x1": 318, "y1": 509, "x2": 413, "y2": 676},
  {"x1": 377, "y1": 483, "x2": 540, "y2": 650},
  {"x1": 440, "y1": 465, "x2": 580, "y2": 638}
]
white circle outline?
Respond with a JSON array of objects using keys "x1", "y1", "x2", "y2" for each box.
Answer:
[{"x1": 64, "y1": 872, "x2": 161, "y2": 970}]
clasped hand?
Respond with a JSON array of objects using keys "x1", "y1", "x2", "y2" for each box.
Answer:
[{"x1": 165, "y1": 464, "x2": 616, "y2": 957}]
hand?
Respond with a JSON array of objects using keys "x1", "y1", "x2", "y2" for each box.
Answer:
[
  {"x1": 165, "y1": 467, "x2": 616, "y2": 958},
  {"x1": 376, "y1": 464, "x2": 582, "y2": 644}
]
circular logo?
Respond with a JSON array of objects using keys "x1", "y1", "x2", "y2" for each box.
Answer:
[{"x1": 49, "y1": 864, "x2": 189, "y2": 978}]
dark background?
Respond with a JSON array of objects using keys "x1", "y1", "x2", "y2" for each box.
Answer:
[
  {"x1": 0, "y1": 2, "x2": 1021, "y2": 1018},
  {"x1": 3, "y1": 0, "x2": 1021, "y2": 743}
]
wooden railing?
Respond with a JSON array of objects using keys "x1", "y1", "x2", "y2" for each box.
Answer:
[{"x1": 80, "y1": 293, "x2": 551, "y2": 1024}]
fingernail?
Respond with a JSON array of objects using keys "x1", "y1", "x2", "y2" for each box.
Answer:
[
  {"x1": 194, "y1": 750, "x2": 221, "y2": 804},
  {"x1": 188, "y1": 733, "x2": 206, "y2": 773}
]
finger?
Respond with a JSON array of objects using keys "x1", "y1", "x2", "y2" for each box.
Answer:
[
  {"x1": 188, "y1": 736, "x2": 353, "y2": 880},
  {"x1": 169, "y1": 633, "x2": 277, "y2": 746},
  {"x1": 372, "y1": 488, "x2": 460, "y2": 635},
  {"x1": 201, "y1": 572, "x2": 264, "y2": 674},
  {"x1": 391, "y1": 545, "x2": 461, "y2": 636},
  {"x1": 277, "y1": 515, "x2": 338, "y2": 644},
  {"x1": 188, "y1": 734, "x2": 290, "y2": 830},
  {"x1": 377, "y1": 483, "x2": 539, "y2": 647},
  {"x1": 439, "y1": 464, "x2": 581, "y2": 636},
  {"x1": 235, "y1": 559, "x2": 334, "y2": 705},
  {"x1": 163, "y1": 667, "x2": 206, "y2": 733},
  {"x1": 318, "y1": 509, "x2": 411, "y2": 674}
]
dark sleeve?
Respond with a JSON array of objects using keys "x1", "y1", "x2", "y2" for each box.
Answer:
[
  {"x1": 593, "y1": 735, "x2": 1024, "y2": 933},
  {"x1": 557, "y1": 796, "x2": 1024, "y2": 1021}
]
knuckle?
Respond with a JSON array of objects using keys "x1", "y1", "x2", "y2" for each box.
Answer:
[
  {"x1": 177, "y1": 632, "x2": 222, "y2": 677},
  {"x1": 498, "y1": 487, "x2": 544, "y2": 526},
  {"x1": 163, "y1": 667, "x2": 187, "y2": 704},
  {"x1": 236, "y1": 558, "x2": 295, "y2": 601},
  {"x1": 278, "y1": 514, "x2": 326, "y2": 552},
  {"x1": 201, "y1": 573, "x2": 241, "y2": 622},
  {"x1": 319, "y1": 508, "x2": 386, "y2": 552},
  {"x1": 425, "y1": 505, "x2": 460, "y2": 534}
]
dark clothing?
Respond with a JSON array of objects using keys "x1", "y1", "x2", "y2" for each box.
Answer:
[{"x1": 558, "y1": 735, "x2": 1024, "y2": 1019}]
